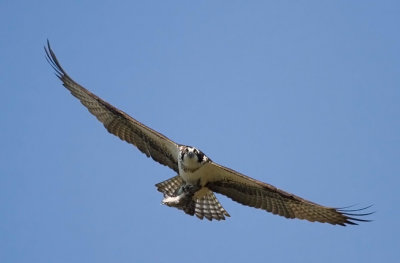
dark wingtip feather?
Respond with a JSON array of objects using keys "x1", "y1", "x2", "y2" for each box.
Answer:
[
  {"x1": 336, "y1": 204, "x2": 375, "y2": 226},
  {"x1": 44, "y1": 40, "x2": 66, "y2": 79}
]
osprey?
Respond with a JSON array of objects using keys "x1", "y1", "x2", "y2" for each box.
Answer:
[{"x1": 45, "y1": 42, "x2": 371, "y2": 226}]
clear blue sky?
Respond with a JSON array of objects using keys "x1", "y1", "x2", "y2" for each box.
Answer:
[{"x1": 1, "y1": 1, "x2": 399, "y2": 262}]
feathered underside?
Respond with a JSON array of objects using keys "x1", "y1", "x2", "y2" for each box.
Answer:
[
  {"x1": 156, "y1": 176, "x2": 230, "y2": 221},
  {"x1": 45, "y1": 40, "x2": 180, "y2": 173},
  {"x1": 46, "y1": 40, "x2": 373, "y2": 226},
  {"x1": 156, "y1": 175, "x2": 372, "y2": 225},
  {"x1": 207, "y1": 178, "x2": 372, "y2": 226}
]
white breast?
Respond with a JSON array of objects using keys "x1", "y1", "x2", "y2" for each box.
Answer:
[
  {"x1": 178, "y1": 147, "x2": 212, "y2": 186},
  {"x1": 179, "y1": 166, "x2": 203, "y2": 185}
]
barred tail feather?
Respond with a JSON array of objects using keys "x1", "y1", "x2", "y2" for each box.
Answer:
[
  {"x1": 155, "y1": 176, "x2": 230, "y2": 221},
  {"x1": 193, "y1": 190, "x2": 230, "y2": 221},
  {"x1": 156, "y1": 175, "x2": 183, "y2": 197}
]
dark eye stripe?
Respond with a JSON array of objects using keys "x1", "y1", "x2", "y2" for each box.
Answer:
[{"x1": 196, "y1": 152, "x2": 204, "y2": 163}]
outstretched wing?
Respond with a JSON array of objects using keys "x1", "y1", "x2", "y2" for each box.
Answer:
[
  {"x1": 45, "y1": 41, "x2": 180, "y2": 172},
  {"x1": 205, "y1": 162, "x2": 372, "y2": 226}
]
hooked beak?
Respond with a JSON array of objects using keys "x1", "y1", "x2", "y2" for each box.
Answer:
[{"x1": 187, "y1": 151, "x2": 195, "y2": 159}]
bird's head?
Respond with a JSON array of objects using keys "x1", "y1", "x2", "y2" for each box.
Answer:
[{"x1": 179, "y1": 146, "x2": 208, "y2": 170}]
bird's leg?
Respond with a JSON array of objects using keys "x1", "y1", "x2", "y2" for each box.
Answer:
[{"x1": 181, "y1": 183, "x2": 201, "y2": 194}]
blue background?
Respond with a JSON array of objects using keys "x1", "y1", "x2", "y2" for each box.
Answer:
[{"x1": 1, "y1": 1, "x2": 399, "y2": 262}]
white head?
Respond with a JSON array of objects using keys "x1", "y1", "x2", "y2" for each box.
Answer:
[{"x1": 179, "y1": 146, "x2": 208, "y2": 171}]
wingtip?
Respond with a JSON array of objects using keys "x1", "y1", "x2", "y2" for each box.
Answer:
[
  {"x1": 337, "y1": 204, "x2": 375, "y2": 226},
  {"x1": 44, "y1": 40, "x2": 66, "y2": 79}
]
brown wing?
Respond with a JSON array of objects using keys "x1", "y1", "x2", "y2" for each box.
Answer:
[
  {"x1": 45, "y1": 41, "x2": 180, "y2": 172},
  {"x1": 205, "y1": 162, "x2": 372, "y2": 226}
]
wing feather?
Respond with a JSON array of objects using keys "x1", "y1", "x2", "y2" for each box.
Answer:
[
  {"x1": 206, "y1": 162, "x2": 372, "y2": 226},
  {"x1": 45, "y1": 41, "x2": 180, "y2": 172}
]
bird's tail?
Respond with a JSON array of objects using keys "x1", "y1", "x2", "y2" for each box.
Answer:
[{"x1": 156, "y1": 176, "x2": 230, "y2": 221}]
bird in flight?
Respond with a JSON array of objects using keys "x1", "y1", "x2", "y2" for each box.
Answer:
[{"x1": 45, "y1": 41, "x2": 372, "y2": 226}]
